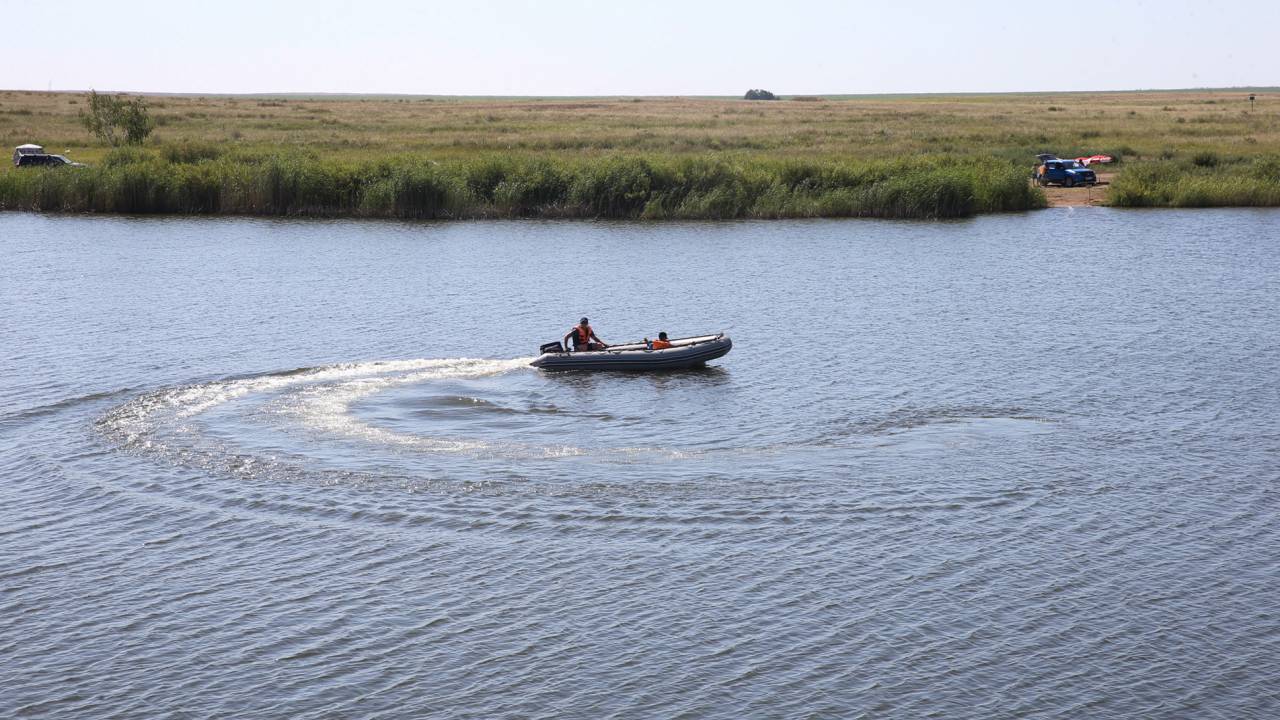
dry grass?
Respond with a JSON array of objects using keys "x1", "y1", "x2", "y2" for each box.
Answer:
[{"x1": 2, "y1": 89, "x2": 1276, "y2": 167}]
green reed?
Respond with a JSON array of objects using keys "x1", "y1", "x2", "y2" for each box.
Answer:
[
  {"x1": 1109, "y1": 155, "x2": 1280, "y2": 207},
  {"x1": 0, "y1": 150, "x2": 1045, "y2": 219}
]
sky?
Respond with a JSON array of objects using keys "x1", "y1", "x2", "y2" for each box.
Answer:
[{"x1": 2, "y1": 0, "x2": 1275, "y2": 95}]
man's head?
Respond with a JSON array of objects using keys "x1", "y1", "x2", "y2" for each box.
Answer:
[
  {"x1": 580, "y1": 317, "x2": 589, "y2": 326},
  {"x1": 658, "y1": 332, "x2": 668, "y2": 340}
]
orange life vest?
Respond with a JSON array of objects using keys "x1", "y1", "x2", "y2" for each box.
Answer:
[
  {"x1": 574, "y1": 325, "x2": 593, "y2": 345},
  {"x1": 652, "y1": 339, "x2": 672, "y2": 349}
]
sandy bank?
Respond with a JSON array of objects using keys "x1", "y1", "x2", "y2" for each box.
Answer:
[{"x1": 1041, "y1": 172, "x2": 1114, "y2": 207}]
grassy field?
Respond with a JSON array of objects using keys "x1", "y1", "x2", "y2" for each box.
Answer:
[{"x1": 1, "y1": 89, "x2": 1277, "y2": 218}]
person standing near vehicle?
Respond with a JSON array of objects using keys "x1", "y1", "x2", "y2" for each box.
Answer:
[{"x1": 564, "y1": 317, "x2": 608, "y2": 352}]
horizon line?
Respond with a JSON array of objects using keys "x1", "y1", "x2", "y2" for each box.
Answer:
[{"x1": 5, "y1": 85, "x2": 1277, "y2": 100}]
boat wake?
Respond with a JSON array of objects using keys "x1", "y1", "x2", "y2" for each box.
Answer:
[
  {"x1": 95, "y1": 356, "x2": 1058, "y2": 493},
  {"x1": 96, "y1": 358, "x2": 559, "y2": 482},
  {"x1": 96, "y1": 356, "x2": 720, "y2": 491}
]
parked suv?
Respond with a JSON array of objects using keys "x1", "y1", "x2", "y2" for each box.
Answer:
[
  {"x1": 1034, "y1": 157, "x2": 1096, "y2": 187},
  {"x1": 12, "y1": 144, "x2": 85, "y2": 168},
  {"x1": 16, "y1": 153, "x2": 84, "y2": 168}
]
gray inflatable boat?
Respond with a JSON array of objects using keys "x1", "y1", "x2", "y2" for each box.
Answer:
[{"x1": 531, "y1": 333, "x2": 732, "y2": 371}]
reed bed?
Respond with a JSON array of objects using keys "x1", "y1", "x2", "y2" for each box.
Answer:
[
  {"x1": 0, "y1": 149, "x2": 1043, "y2": 219},
  {"x1": 1108, "y1": 155, "x2": 1280, "y2": 207}
]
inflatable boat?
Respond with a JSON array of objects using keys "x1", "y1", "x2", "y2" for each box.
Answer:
[{"x1": 531, "y1": 333, "x2": 732, "y2": 371}]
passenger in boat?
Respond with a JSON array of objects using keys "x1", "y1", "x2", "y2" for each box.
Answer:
[
  {"x1": 650, "y1": 332, "x2": 673, "y2": 350},
  {"x1": 564, "y1": 317, "x2": 608, "y2": 352}
]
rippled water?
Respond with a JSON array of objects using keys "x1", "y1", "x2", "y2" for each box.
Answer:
[{"x1": 3, "y1": 210, "x2": 1279, "y2": 718}]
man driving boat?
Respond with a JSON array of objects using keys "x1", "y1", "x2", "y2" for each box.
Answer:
[{"x1": 564, "y1": 317, "x2": 609, "y2": 352}]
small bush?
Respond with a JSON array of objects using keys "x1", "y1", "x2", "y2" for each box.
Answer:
[
  {"x1": 101, "y1": 146, "x2": 153, "y2": 167},
  {"x1": 161, "y1": 141, "x2": 224, "y2": 164},
  {"x1": 361, "y1": 161, "x2": 465, "y2": 219},
  {"x1": 463, "y1": 157, "x2": 512, "y2": 201},
  {"x1": 1192, "y1": 152, "x2": 1220, "y2": 168},
  {"x1": 569, "y1": 157, "x2": 667, "y2": 217},
  {"x1": 80, "y1": 90, "x2": 155, "y2": 146},
  {"x1": 492, "y1": 161, "x2": 570, "y2": 215},
  {"x1": 1110, "y1": 145, "x2": 1137, "y2": 159},
  {"x1": 1248, "y1": 157, "x2": 1280, "y2": 181}
]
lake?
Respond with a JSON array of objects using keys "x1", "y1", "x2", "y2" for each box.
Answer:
[{"x1": 3, "y1": 209, "x2": 1279, "y2": 718}]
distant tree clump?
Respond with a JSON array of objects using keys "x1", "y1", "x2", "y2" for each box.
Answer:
[
  {"x1": 744, "y1": 89, "x2": 777, "y2": 101},
  {"x1": 80, "y1": 90, "x2": 156, "y2": 146}
]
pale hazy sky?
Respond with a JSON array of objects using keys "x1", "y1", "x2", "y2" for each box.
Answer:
[{"x1": 3, "y1": 0, "x2": 1275, "y2": 95}]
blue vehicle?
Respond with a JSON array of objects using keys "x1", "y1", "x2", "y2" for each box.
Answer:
[{"x1": 1034, "y1": 156, "x2": 1096, "y2": 188}]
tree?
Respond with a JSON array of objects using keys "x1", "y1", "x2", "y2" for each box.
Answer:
[
  {"x1": 80, "y1": 90, "x2": 155, "y2": 146},
  {"x1": 744, "y1": 89, "x2": 777, "y2": 101}
]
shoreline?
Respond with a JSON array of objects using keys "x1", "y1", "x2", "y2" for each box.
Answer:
[
  {"x1": 1041, "y1": 172, "x2": 1113, "y2": 208},
  {"x1": 4, "y1": 90, "x2": 1275, "y2": 216},
  {"x1": 9, "y1": 203, "x2": 1276, "y2": 225}
]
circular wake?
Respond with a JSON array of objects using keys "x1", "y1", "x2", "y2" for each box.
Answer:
[
  {"x1": 96, "y1": 356, "x2": 736, "y2": 494},
  {"x1": 97, "y1": 356, "x2": 1058, "y2": 494},
  {"x1": 96, "y1": 357, "x2": 563, "y2": 484}
]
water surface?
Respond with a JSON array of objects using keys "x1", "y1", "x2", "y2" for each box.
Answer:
[{"x1": 2, "y1": 209, "x2": 1279, "y2": 718}]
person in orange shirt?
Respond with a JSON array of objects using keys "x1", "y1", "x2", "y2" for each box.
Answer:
[
  {"x1": 649, "y1": 332, "x2": 673, "y2": 350},
  {"x1": 564, "y1": 317, "x2": 608, "y2": 352}
]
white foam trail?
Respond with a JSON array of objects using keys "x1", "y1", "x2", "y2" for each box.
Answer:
[
  {"x1": 99, "y1": 356, "x2": 706, "y2": 475},
  {"x1": 109, "y1": 358, "x2": 497, "y2": 434},
  {"x1": 282, "y1": 357, "x2": 577, "y2": 456},
  {"x1": 100, "y1": 357, "x2": 588, "y2": 462}
]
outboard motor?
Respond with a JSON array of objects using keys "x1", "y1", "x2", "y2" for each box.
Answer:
[{"x1": 539, "y1": 341, "x2": 564, "y2": 354}]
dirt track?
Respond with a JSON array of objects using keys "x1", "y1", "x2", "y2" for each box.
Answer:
[{"x1": 1041, "y1": 172, "x2": 1113, "y2": 207}]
